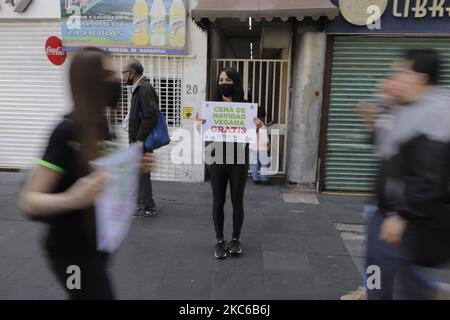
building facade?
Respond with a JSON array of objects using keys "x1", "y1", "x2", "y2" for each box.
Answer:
[
  {"x1": 3, "y1": 1, "x2": 446, "y2": 191},
  {"x1": 0, "y1": 0, "x2": 208, "y2": 183},
  {"x1": 319, "y1": 0, "x2": 450, "y2": 192}
]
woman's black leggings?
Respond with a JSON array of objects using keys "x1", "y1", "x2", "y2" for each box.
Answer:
[
  {"x1": 48, "y1": 251, "x2": 114, "y2": 300},
  {"x1": 210, "y1": 163, "x2": 248, "y2": 240}
]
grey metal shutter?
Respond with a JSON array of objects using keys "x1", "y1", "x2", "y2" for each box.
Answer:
[
  {"x1": 325, "y1": 36, "x2": 450, "y2": 192},
  {"x1": 0, "y1": 21, "x2": 65, "y2": 169}
]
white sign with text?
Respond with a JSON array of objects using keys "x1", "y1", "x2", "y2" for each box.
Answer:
[
  {"x1": 200, "y1": 101, "x2": 257, "y2": 143},
  {"x1": 93, "y1": 143, "x2": 141, "y2": 253}
]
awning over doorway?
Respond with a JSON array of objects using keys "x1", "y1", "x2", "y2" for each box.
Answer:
[{"x1": 191, "y1": 0, "x2": 339, "y2": 22}]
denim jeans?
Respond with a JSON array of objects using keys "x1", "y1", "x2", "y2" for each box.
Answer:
[
  {"x1": 365, "y1": 209, "x2": 434, "y2": 299},
  {"x1": 250, "y1": 149, "x2": 269, "y2": 182}
]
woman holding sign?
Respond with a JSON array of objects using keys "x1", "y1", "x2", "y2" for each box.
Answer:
[
  {"x1": 18, "y1": 47, "x2": 153, "y2": 299},
  {"x1": 196, "y1": 67, "x2": 264, "y2": 259}
]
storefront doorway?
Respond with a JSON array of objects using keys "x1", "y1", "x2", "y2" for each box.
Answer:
[{"x1": 209, "y1": 58, "x2": 291, "y2": 175}]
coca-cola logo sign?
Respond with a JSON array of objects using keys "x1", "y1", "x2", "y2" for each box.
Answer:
[{"x1": 45, "y1": 36, "x2": 67, "y2": 66}]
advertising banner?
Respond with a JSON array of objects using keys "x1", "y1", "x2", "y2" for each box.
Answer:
[
  {"x1": 61, "y1": 0, "x2": 187, "y2": 54},
  {"x1": 326, "y1": 0, "x2": 450, "y2": 33}
]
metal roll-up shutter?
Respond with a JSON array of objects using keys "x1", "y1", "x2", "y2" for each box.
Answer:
[
  {"x1": 109, "y1": 55, "x2": 184, "y2": 182},
  {"x1": 0, "y1": 21, "x2": 65, "y2": 169},
  {"x1": 325, "y1": 37, "x2": 450, "y2": 192}
]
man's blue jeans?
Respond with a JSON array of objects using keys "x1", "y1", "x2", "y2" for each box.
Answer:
[{"x1": 366, "y1": 209, "x2": 434, "y2": 299}]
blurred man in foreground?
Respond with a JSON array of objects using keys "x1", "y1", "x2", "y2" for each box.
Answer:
[{"x1": 347, "y1": 49, "x2": 450, "y2": 300}]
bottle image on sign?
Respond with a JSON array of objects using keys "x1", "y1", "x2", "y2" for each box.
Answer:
[
  {"x1": 150, "y1": 0, "x2": 167, "y2": 47},
  {"x1": 169, "y1": 0, "x2": 186, "y2": 48},
  {"x1": 133, "y1": 0, "x2": 149, "y2": 46}
]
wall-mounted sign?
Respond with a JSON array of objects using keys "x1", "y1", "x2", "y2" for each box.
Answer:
[
  {"x1": 183, "y1": 106, "x2": 193, "y2": 119},
  {"x1": 327, "y1": 0, "x2": 450, "y2": 33},
  {"x1": 61, "y1": 0, "x2": 187, "y2": 55},
  {"x1": 339, "y1": 0, "x2": 388, "y2": 26},
  {"x1": 45, "y1": 36, "x2": 67, "y2": 66}
]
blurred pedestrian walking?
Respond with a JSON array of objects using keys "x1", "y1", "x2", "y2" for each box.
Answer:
[
  {"x1": 18, "y1": 47, "x2": 153, "y2": 300},
  {"x1": 361, "y1": 49, "x2": 450, "y2": 300}
]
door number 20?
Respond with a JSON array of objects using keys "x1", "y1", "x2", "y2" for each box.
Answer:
[{"x1": 186, "y1": 85, "x2": 198, "y2": 95}]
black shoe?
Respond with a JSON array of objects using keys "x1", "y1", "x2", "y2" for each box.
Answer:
[
  {"x1": 145, "y1": 206, "x2": 159, "y2": 216},
  {"x1": 253, "y1": 180, "x2": 261, "y2": 185},
  {"x1": 228, "y1": 238, "x2": 242, "y2": 255},
  {"x1": 132, "y1": 206, "x2": 158, "y2": 219},
  {"x1": 132, "y1": 208, "x2": 150, "y2": 219},
  {"x1": 215, "y1": 240, "x2": 228, "y2": 259}
]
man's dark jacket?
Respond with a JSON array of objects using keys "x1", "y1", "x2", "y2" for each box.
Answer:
[
  {"x1": 128, "y1": 76, "x2": 158, "y2": 144},
  {"x1": 373, "y1": 92, "x2": 450, "y2": 267}
]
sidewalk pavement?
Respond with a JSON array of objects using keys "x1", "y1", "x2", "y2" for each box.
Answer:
[{"x1": 0, "y1": 171, "x2": 433, "y2": 300}]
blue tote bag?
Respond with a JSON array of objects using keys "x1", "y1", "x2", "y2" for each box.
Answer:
[{"x1": 139, "y1": 102, "x2": 170, "y2": 151}]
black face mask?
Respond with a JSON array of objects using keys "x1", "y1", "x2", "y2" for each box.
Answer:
[
  {"x1": 125, "y1": 73, "x2": 134, "y2": 86},
  {"x1": 105, "y1": 78, "x2": 122, "y2": 108},
  {"x1": 218, "y1": 83, "x2": 235, "y2": 98}
]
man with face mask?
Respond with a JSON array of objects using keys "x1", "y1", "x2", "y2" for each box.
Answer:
[
  {"x1": 122, "y1": 59, "x2": 158, "y2": 218},
  {"x1": 360, "y1": 49, "x2": 450, "y2": 300}
]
